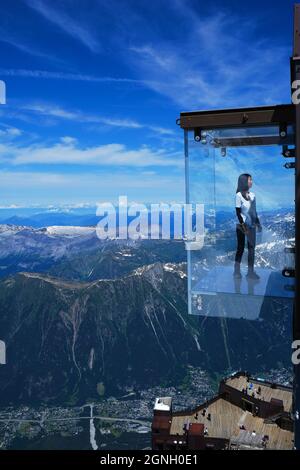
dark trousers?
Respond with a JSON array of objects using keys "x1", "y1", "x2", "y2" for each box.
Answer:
[{"x1": 235, "y1": 225, "x2": 256, "y2": 271}]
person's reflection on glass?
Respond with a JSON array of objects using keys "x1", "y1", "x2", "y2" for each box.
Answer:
[
  {"x1": 233, "y1": 173, "x2": 262, "y2": 280},
  {"x1": 246, "y1": 277, "x2": 256, "y2": 295},
  {"x1": 233, "y1": 276, "x2": 242, "y2": 294}
]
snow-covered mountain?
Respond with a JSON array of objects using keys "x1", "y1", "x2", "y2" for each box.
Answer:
[{"x1": 0, "y1": 224, "x2": 186, "y2": 279}]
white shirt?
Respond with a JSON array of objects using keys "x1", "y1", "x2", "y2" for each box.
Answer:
[{"x1": 235, "y1": 191, "x2": 257, "y2": 226}]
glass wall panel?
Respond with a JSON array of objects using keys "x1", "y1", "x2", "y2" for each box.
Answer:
[{"x1": 186, "y1": 127, "x2": 295, "y2": 320}]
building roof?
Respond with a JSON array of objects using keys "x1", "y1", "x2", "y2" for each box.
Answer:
[
  {"x1": 225, "y1": 375, "x2": 292, "y2": 413},
  {"x1": 231, "y1": 430, "x2": 265, "y2": 449},
  {"x1": 170, "y1": 397, "x2": 293, "y2": 450},
  {"x1": 188, "y1": 423, "x2": 204, "y2": 436},
  {"x1": 167, "y1": 373, "x2": 294, "y2": 450},
  {"x1": 154, "y1": 397, "x2": 172, "y2": 412},
  {"x1": 170, "y1": 398, "x2": 243, "y2": 440}
]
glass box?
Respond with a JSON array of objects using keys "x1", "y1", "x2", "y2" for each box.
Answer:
[{"x1": 185, "y1": 125, "x2": 295, "y2": 320}]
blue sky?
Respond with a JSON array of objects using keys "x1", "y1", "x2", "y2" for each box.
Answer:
[{"x1": 0, "y1": 0, "x2": 296, "y2": 207}]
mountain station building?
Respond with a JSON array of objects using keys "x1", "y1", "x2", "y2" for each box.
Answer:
[{"x1": 152, "y1": 371, "x2": 293, "y2": 450}]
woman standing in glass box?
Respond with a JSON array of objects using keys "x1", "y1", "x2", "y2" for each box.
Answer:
[{"x1": 234, "y1": 173, "x2": 262, "y2": 280}]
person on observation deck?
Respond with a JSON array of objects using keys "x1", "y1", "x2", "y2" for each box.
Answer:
[{"x1": 234, "y1": 173, "x2": 262, "y2": 280}]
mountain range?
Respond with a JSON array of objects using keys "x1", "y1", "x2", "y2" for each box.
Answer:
[
  {"x1": 0, "y1": 263, "x2": 292, "y2": 405},
  {"x1": 0, "y1": 208, "x2": 294, "y2": 405}
]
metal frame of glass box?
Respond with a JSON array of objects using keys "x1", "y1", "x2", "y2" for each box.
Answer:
[{"x1": 178, "y1": 4, "x2": 300, "y2": 450}]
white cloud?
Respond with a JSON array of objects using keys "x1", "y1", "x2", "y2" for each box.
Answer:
[
  {"x1": 25, "y1": 0, "x2": 101, "y2": 53},
  {"x1": 60, "y1": 136, "x2": 77, "y2": 145},
  {"x1": 0, "y1": 126, "x2": 22, "y2": 138},
  {"x1": 0, "y1": 68, "x2": 143, "y2": 84},
  {"x1": 19, "y1": 103, "x2": 145, "y2": 129},
  {"x1": 126, "y1": 8, "x2": 289, "y2": 109},
  {"x1": 0, "y1": 170, "x2": 185, "y2": 205},
  {"x1": 0, "y1": 170, "x2": 181, "y2": 188},
  {"x1": 22, "y1": 103, "x2": 79, "y2": 120},
  {"x1": 18, "y1": 102, "x2": 175, "y2": 134},
  {"x1": 0, "y1": 33, "x2": 55, "y2": 60},
  {"x1": 0, "y1": 139, "x2": 182, "y2": 167}
]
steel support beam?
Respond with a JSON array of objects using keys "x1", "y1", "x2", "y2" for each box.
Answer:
[
  {"x1": 292, "y1": 3, "x2": 300, "y2": 452},
  {"x1": 213, "y1": 135, "x2": 294, "y2": 148},
  {"x1": 180, "y1": 104, "x2": 295, "y2": 130}
]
